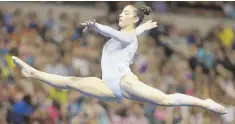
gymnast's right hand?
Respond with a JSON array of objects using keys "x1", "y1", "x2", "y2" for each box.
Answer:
[{"x1": 81, "y1": 19, "x2": 96, "y2": 32}]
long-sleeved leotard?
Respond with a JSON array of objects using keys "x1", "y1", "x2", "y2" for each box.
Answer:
[{"x1": 92, "y1": 23, "x2": 138, "y2": 99}]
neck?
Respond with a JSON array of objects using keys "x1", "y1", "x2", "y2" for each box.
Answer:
[{"x1": 121, "y1": 25, "x2": 135, "y2": 32}]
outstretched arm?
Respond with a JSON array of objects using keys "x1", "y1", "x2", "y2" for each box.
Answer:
[
  {"x1": 135, "y1": 20, "x2": 157, "y2": 35},
  {"x1": 82, "y1": 20, "x2": 134, "y2": 44}
]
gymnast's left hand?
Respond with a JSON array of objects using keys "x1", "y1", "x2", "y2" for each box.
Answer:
[
  {"x1": 141, "y1": 20, "x2": 157, "y2": 31},
  {"x1": 81, "y1": 19, "x2": 96, "y2": 32}
]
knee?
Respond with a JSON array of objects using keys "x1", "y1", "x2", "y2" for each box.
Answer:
[{"x1": 161, "y1": 93, "x2": 183, "y2": 106}]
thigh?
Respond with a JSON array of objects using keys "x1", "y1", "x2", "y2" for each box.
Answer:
[
  {"x1": 120, "y1": 73, "x2": 140, "y2": 99},
  {"x1": 120, "y1": 74, "x2": 168, "y2": 104},
  {"x1": 68, "y1": 77, "x2": 117, "y2": 101}
]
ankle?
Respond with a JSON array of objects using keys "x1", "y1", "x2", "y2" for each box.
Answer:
[{"x1": 30, "y1": 69, "x2": 38, "y2": 78}]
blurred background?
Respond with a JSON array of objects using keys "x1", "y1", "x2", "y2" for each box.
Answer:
[{"x1": 0, "y1": 1, "x2": 235, "y2": 124}]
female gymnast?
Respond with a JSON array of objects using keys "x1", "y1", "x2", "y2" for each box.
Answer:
[{"x1": 12, "y1": 5, "x2": 226, "y2": 114}]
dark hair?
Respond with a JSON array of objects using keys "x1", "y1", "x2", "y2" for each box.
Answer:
[
  {"x1": 135, "y1": 5, "x2": 151, "y2": 26},
  {"x1": 23, "y1": 94, "x2": 32, "y2": 105}
]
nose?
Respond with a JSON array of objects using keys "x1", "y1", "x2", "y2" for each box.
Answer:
[{"x1": 119, "y1": 13, "x2": 123, "y2": 18}]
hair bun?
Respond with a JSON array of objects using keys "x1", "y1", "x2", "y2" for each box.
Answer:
[{"x1": 141, "y1": 5, "x2": 151, "y2": 15}]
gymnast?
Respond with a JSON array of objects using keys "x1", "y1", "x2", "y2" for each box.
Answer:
[{"x1": 12, "y1": 4, "x2": 226, "y2": 114}]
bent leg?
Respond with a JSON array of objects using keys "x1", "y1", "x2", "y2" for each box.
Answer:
[
  {"x1": 120, "y1": 73, "x2": 226, "y2": 114},
  {"x1": 12, "y1": 56, "x2": 116, "y2": 100}
]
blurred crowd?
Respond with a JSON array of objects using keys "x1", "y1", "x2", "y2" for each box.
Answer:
[
  {"x1": 151, "y1": 1, "x2": 235, "y2": 19},
  {"x1": 52, "y1": 1, "x2": 235, "y2": 19},
  {"x1": 0, "y1": 2, "x2": 235, "y2": 124}
]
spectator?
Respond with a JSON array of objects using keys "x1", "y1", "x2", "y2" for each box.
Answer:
[{"x1": 8, "y1": 95, "x2": 35, "y2": 124}]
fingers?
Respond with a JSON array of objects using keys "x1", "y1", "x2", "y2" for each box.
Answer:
[
  {"x1": 89, "y1": 19, "x2": 96, "y2": 25},
  {"x1": 87, "y1": 21, "x2": 92, "y2": 25},
  {"x1": 81, "y1": 20, "x2": 96, "y2": 26},
  {"x1": 146, "y1": 20, "x2": 157, "y2": 27},
  {"x1": 147, "y1": 20, "x2": 153, "y2": 23},
  {"x1": 81, "y1": 22, "x2": 86, "y2": 26},
  {"x1": 83, "y1": 27, "x2": 87, "y2": 32},
  {"x1": 81, "y1": 19, "x2": 96, "y2": 32},
  {"x1": 152, "y1": 21, "x2": 157, "y2": 26}
]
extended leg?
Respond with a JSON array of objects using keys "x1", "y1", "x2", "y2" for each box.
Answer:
[
  {"x1": 120, "y1": 73, "x2": 227, "y2": 114},
  {"x1": 12, "y1": 56, "x2": 116, "y2": 101}
]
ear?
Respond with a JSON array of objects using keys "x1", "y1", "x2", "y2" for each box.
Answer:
[{"x1": 134, "y1": 16, "x2": 139, "y2": 23}]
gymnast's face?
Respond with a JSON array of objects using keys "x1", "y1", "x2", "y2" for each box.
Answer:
[{"x1": 119, "y1": 5, "x2": 139, "y2": 29}]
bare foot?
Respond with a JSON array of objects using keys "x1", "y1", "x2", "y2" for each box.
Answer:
[
  {"x1": 204, "y1": 99, "x2": 227, "y2": 115},
  {"x1": 12, "y1": 56, "x2": 36, "y2": 78}
]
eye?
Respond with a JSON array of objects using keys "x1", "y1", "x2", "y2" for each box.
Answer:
[{"x1": 125, "y1": 11, "x2": 129, "y2": 15}]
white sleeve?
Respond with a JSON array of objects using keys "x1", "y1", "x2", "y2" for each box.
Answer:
[
  {"x1": 135, "y1": 25, "x2": 145, "y2": 36},
  {"x1": 93, "y1": 23, "x2": 135, "y2": 44}
]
